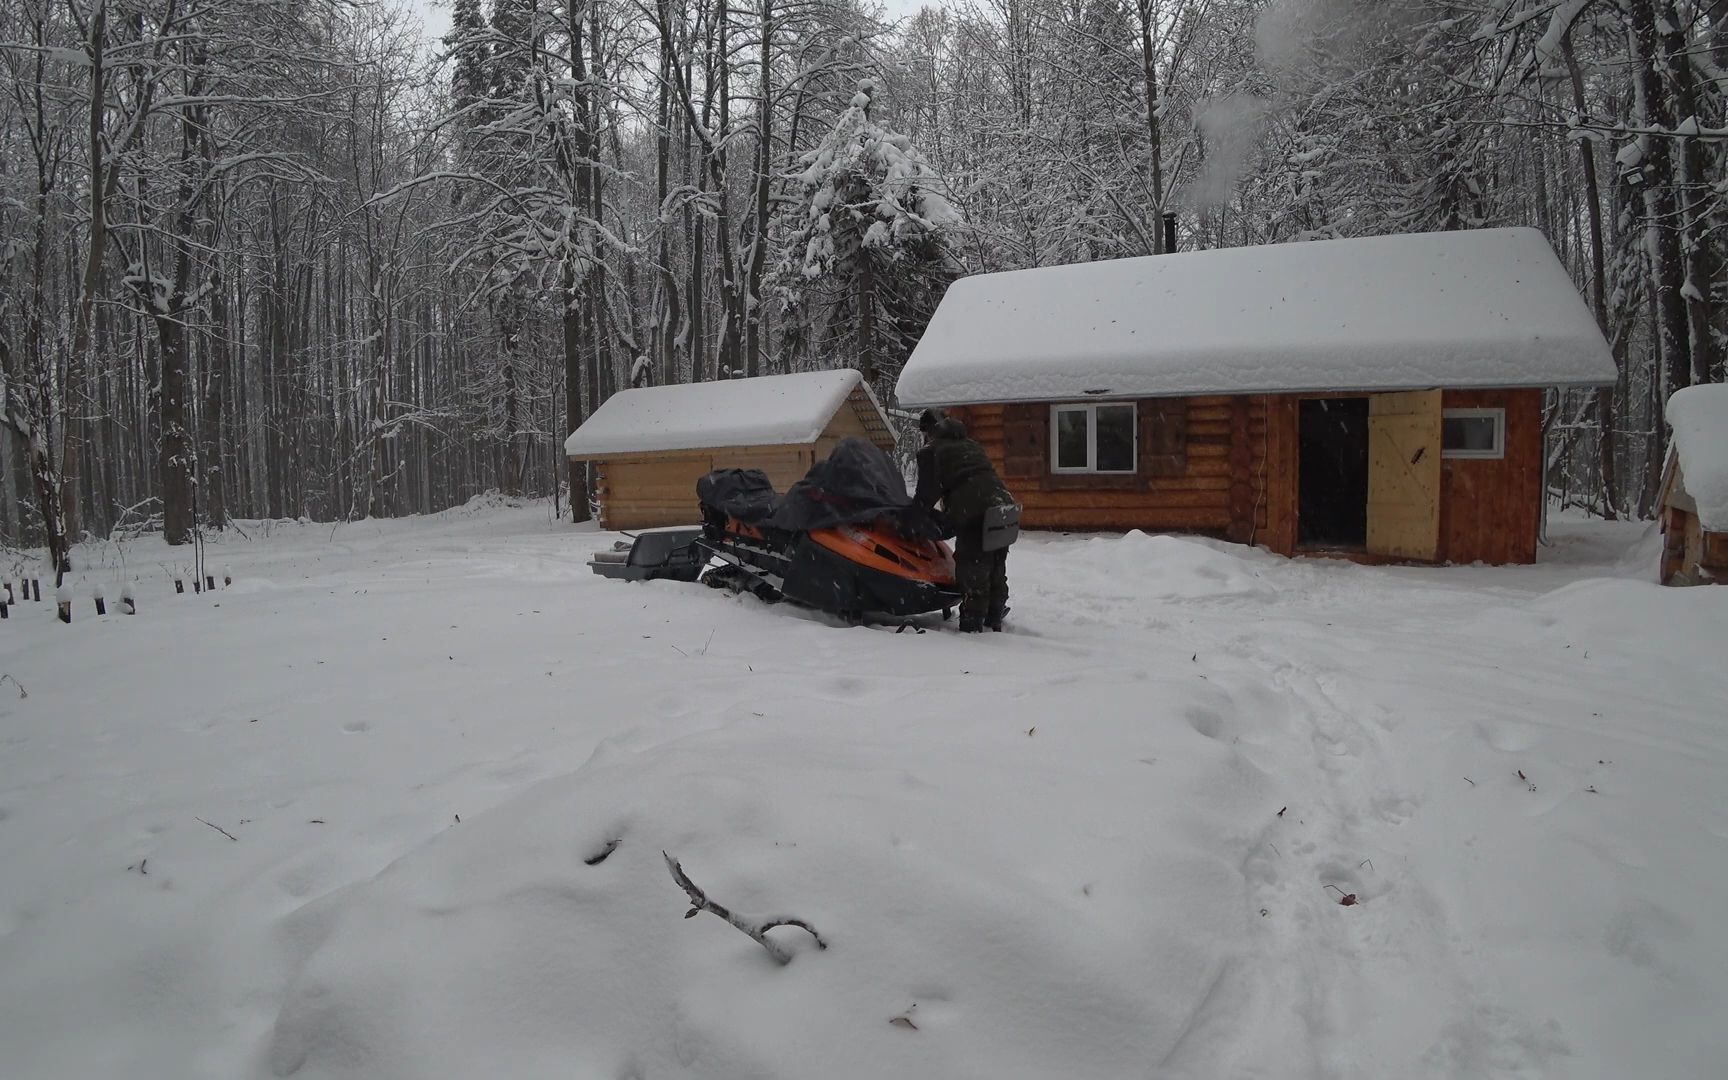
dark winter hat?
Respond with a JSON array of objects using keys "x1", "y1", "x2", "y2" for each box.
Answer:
[{"x1": 918, "y1": 408, "x2": 944, "y2": 433}]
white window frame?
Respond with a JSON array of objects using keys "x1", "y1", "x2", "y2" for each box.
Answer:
[
  {"x1": 1441, "y1": 407, "x2": 1506, "y2": 460},
  {"x1": 1050, "y1": 402, "x2": 1138, "y2": 474}
]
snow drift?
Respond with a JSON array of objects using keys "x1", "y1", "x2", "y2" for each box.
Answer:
[{"x1": 264, "y1": 709, "x2": 1270, "y2": 1080}]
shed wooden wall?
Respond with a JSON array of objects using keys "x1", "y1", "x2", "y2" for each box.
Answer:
[
  {"x1": 581, "y1": 400, "x2": 887, "y2": 530},
  {"x1": 958, "y1": 387, "x2": 1544, "y2": 565},
  {"x1": 947, "y1": 396, "x2": 1271, "y2": 542},
  {"x1": 592, "y1": 446, "x2": 815, "y2": 529}
]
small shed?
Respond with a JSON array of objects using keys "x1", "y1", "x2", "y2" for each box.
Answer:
[
  {"x1": 1659, "y1": 384, "x2": 1728, "y2": 585},
  {"x1": 564, "y1": 369, "x2": 894, "y2": 530},
  {"x1": 896, "y1": 227, "x2": 1617, "y2": 564}
]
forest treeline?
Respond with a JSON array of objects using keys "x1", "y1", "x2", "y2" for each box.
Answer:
[{"x1": 2, "y1": 0, "x2": 1723, "y2": 564}]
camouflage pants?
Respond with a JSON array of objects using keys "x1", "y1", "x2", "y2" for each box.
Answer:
[{"x1": 954, "y1": 539, "x2": 1009, "y2": 629}]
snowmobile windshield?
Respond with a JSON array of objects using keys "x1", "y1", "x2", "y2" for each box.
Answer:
[
  {"x1": 769, "y1": 437, "x2": 952, "y2": 541},
  {"x1": 697, "y1": 468, "x2": 779, "y2": 524}
]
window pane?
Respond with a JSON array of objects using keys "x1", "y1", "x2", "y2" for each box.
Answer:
[
  {"x1": 1443, "y1": 416, "x2": 1497, "y2": 453},
  {"x1": 1095, "y1": 405, "x2": 1136, "y2": 472},
  {"x1": 1055, "y1": 409, "x2": 1089, "y2": 469}
]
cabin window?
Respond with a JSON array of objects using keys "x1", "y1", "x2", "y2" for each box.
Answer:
[
  {"x1": 1441, "y1": 408, "x2": 1505, "y2": 459},
  {"x1": 1050, "y1": 403, "x2": 1137, "y2": 473}
]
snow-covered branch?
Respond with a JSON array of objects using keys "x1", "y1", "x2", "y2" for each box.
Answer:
[{"x1": 662, "y1": 851, "x2": 826, "y2": 965}]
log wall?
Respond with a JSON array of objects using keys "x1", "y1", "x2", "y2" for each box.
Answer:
[
  {"x1": 957, "y1": 388, "x2": 1547, "y2": 565},
  {"x1": 949, "y1": 396, "x2": 1271, "y2": 541},
  {"x1": 594, "y1": 446, "x2": 816, "y2": 529},
  {"x1": 582, "y1": 394, "x2": 894, "y2": 531}
]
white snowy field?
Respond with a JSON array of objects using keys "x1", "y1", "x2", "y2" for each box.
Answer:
[{"x1": 1, "y1": 499, "x2": 1725, "y2": 1080}]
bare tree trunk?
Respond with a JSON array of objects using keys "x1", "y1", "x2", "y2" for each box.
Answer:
[
  {"x1": 1136, "y1": 0, "x2": 1165, "y2": 250},
  {"x1": 562, "y1": 274, "x2": 590, "y2": 522},
  {"x1": 61, "y1": 1, "x2": 112, "y2": 556},
  {"x1": 742, "y1": 0, "x2": 774, "y2": 378},
  {"x1": 203, "y1": 248, "x2": 229, "y2": 528},
  {"x1": 653, "y1": 0, "x2": 682, "y2": 384},
  {"x1": 1657, "y1": 1, "x2": 1718, "y2": 386},
  {"x1": 1561, "y1": 35, "x2": 1617, "y2": 518},
  {"x1": 1626, "y1": 0, "x2": 1693, "y2": 400},
  {"x1": 857, "y1": 253, "x2": 877, "y2": 388}
]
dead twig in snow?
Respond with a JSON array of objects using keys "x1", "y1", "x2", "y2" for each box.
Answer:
[
  {"x1": 0, "y1": 674, "x2": 26, "y2": 699},
  {"x1": 662, "y1": 851, "x2": 826, "y2": 965},
  {"x1": 196, "y1": 817, "x2": 239, "y2": 841}
]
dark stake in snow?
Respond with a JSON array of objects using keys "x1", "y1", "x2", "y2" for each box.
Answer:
[{"x1": 662, "y1": 851, "x2": 826, "y2": 965}]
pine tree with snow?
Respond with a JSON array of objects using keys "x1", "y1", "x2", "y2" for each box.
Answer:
[
  {"x1": 780, "y1": 79, "x2": 961, "y2": 396},
  {"x1": 444, "y1": 0, "x2": 492, "y2": 168}
]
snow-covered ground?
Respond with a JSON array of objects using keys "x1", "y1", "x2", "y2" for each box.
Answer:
[{"x1": 2, "y1": 501, "x2": 1724, "y2": 1079}]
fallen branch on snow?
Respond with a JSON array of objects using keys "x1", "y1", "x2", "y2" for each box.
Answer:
[
  {"x1": 196, "y1": 817, "x2": 239, "y2": 842},
  {"x1": 662, "y1": 851, "x2": 826, "y2": 965}
]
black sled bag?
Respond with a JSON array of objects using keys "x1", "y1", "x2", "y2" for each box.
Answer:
[{"x1": 981, "y1": 502, "x2": 1021, "y2": 552}]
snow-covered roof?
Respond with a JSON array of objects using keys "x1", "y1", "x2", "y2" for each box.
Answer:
[
  {"x1": 563, "y1": 369, "x2": 886, "y2": 457},
  {"x1": 896, "y1": 227, "x2": 1617, "y2": 406},
  {"x1": 1666, "y1": 384, "x2": 1728, "y2": 531}
]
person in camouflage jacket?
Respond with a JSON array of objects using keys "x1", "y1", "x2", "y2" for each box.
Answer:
[{"x1": 915, "y1": 410, "x2": 1016, "y2": 632}]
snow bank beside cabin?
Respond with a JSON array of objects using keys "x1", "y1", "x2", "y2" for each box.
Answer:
[
  {"x1": 1070, "y1": 530, "x2": 1281, "y2": 601},
  {"x1": 896, "y1": 228, "x2": 1616, "y2": 406},
  {"x1": 1666, "y1": 383, "x2": 1728, "y2": 530},
  {"x1": 564, "y1": 370, "x2": 871, "y2": 458}
]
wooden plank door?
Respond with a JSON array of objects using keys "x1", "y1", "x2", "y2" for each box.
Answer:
[{"x1": 1366, "y1": 389, "x2": 1442, "y2": 560}]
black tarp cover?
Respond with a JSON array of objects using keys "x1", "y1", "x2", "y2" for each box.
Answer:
[
  {"x1": 768, "y1": 437, "x2": 951, "y2": 540},
  {"x1": 696, "y1": 467, "x2": 779, "y2": 523}
]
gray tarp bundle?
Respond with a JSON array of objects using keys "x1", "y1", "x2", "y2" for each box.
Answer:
[
  {"x1": 696, "y1": 468, "x2": 778, "y2": 524},
  {"x1": 697, "y1": 437, "x2": 952, "y2": 541}
]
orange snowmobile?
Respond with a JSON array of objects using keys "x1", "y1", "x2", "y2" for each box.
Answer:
[
  {"x1": 590, "y1": 437, "x2": 968, "y2": 622},
  {"x1": 693, "y1": 437, "x2": 964, "y2": 620}
]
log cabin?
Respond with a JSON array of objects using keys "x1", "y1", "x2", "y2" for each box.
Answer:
[
  {"x1": 1658, "y1": 384, "x2": 1728, "y2": 585},
  {"x1": 564, "y1": 369, "x2": 894, "y2": 530},
  {"x1": 896, "y1": 228, "x2": 1617, "y2": 565}
]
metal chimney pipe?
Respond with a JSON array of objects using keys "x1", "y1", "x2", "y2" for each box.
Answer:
[{"x1": 1162, "y1": 212, "x2": 1177, "y2": 254}]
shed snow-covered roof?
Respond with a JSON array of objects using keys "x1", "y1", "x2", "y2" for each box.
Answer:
[
  {"x1": 896, "y1": 227, "x2": 1616, "y2": 406},
  {"x1": 563, "y1": 369, "x2": 888, "y2": 457},
  {"x1": 1665, "y1": 384, "x2": 1728, "y2": 532}
]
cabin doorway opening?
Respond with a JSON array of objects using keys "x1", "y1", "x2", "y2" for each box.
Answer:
[{"x1": 1298, "y1": 397, "x2": 1370, "y2": 549}]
